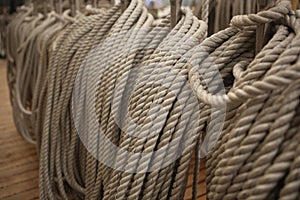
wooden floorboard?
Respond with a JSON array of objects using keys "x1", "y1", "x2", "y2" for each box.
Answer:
[
  {"x1": 0, "y1": 59, "x2": 206, "y2": 199},
  {"x1": 0, "y1": 59, "x2": 39, "y2": 199}
]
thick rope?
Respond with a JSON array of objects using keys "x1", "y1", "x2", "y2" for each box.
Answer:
[
  {"x1": 4, "y1": 1, "x2": 300, "y2": 200},
  {"x1": 27, "y1": 0, "x2": 208, "y2": 199},
  {"x1": 185, "y1": 1, "x2": 300, "y2": 199}
]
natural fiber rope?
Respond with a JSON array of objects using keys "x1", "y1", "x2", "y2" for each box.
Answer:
[
  {"x1": 39, "y1": 9, "x2": 118, "y2": 199},
  {"x1": 41, "y1": 0, "x2": 150, "y2": 198},
  {"x1": 6, "y1": 7, "x2": 36, "y2": 143},
  {"x1": 5, "y1": 6, "x2": 74, "y2": 145},
  {"x1": 104, "y1": 11, "x2": 206, "y2": 200},
  {"x1": 4, "y1": 0, "x2": 300, "y2": 200},
  {"x1": 185, "y1": 1, "x2": 300, "y2": 199},
  {"x1": 34, "y1": 0, "x2": 209, "y2": 199}
]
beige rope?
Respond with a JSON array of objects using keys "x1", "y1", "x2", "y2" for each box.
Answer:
[
  {"x1": 185, "y1": 1, "x2": 300, "y2": 199},
  {"x1": 5, "y1": 1, "x2": 300, "y2": 200},
  {"x1": 5, "y1": 5, "x2": 74, "y2": 145},
  {"x1": 34, "y1": 0, "x2": 209, "y2": 198}
]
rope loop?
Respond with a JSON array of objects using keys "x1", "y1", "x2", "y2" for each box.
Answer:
[
  {"x1": 188, "y1": 0, "x2": 300, "y2": 107},
  {"x1": 230, "y1": 0, "x2": 291, "y2": 28}
]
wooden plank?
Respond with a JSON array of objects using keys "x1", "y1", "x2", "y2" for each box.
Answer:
[
  {"x1": 0, "y1": 177, "x2": 38, "y2": 199},
  {"x1": 0, "y1": 59, "x2": 39, "y2": 200},
  {"x1": 4, "y1": 187, "x2": 39, "y2": 200},
  {"x1": 0, "y1": 168, "x2": 38, "y2": 188},
  {"x1": 0, "y1": 150, "x2": 37, "y2": 170},
  {"x1": 0, "y1": 162, "x2": 38, "y2": 181}
]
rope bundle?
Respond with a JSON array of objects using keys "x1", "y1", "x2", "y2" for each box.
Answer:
[
  {"x1": 186, "y1": 1, "x2": 300, "y2": 199},
  {"x1": 5, "y1": 4, "x2": 101, "y2": 144},
  {"x1": 5, "y1": 6, "x2": 77, "y2": 144},
  {"x1": 6, "y1": 6, "x2": 42, "y2": 143},
  {"x1": 3, "y1": 0, "x2": 300, "y2": 200},
  {"x1": 35, "y1": 0, "x2": 208, "y2": 199}
]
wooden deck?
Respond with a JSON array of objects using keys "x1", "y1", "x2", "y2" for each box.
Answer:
[
  {"x1": 0, "y1": 59, "x2": 39, "y2": 199},
  {"x1": 0, "y1": 59, "x2": 206, "y2": 200}
]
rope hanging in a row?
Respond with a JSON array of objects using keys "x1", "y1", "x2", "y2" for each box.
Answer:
[
  {"x1": 4, "y1": 0, "x2": 300, "y2": 200},
  {"x1": 186, "y1": 1, "x2": 300, "y2": 199},
  {"x1": 5, "y1": 5, "x2": 78, "y2": 144},
  {"x1": 36, "y1": 0, "x2": 209, "y2": 198},
  {"x1": 4, "y1": 0, "x2": 265, "y2": 149}
]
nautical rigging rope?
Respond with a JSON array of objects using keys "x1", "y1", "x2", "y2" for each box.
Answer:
[
  {"x1": 4, "y1": 0, "x2": 300, "y2": 200},
  {"x1": 186, "y1": 1, "x2": 300, "y2": 199}
]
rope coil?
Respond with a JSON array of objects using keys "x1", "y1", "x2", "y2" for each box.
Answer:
[{"x1": 3, "y1": 0, "x2": 300, "y2": 200}]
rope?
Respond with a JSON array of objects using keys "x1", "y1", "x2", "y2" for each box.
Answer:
[
  {"x1": 4, "y1": 0, "x2": 300, "y2": 200},
  {"x1": 30, "y1": 0, "x2": 207, "y2": 199},
  {"x1": 41, "y1": 0, "x2": 209, "y2": 198},
  {"x1": 5, "y1": 6, "x2": 73, "y2": 145},
  {"x1": 185, "y1": 1, "x2": 300, "y2": 199}
]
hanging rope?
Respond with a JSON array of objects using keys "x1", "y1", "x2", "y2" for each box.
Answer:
[
  {"x1": 4, "y1": 0, "x2": 300, "y2": 200},
  {"x1": 36, "y1": 0, "x2": 208, "y2": 198},
  {"x1": 186, "y1": 1, "x2": 300, "y2": 199},
  {"x1": 5, "y1": 3, "x2": 75, "y2": 145}
]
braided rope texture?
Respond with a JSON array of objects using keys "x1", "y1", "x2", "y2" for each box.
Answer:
[
  {"x1": 187, "y1": 1, "x2": 300, "y2": 199},
  {"x1": 6, "y1": 1, "x2": 208, "y2": 199},
  {"x1": 4, "y1": 0, "x2": 300, "y2": 200}
]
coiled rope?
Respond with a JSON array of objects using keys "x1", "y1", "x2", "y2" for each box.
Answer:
[
  {"x1": 4, "y1": 0, "x2": 300, "y2": 200},
  {"x1": 186, "y1": 1, "x2": 300, "y2": 199},
  {"x1": 36, "y1": 0, "x2": 209, "y2": 198},
  {"x1": 6, "y1": 6, "x2": 75, "y2": 144}
]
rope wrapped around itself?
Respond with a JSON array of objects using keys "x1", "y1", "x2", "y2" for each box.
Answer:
[
  {"x1": 186, "y1": 1, "x2": 300, "y2": 199},
  {"x1": 37, "y1": 0, "x2": 208, "y2": 199},
  {"x1": 4, "y1": 0, "x2": 300, "y2": 200},
  {"x1": 5, "y1": 6, "x2": 75, "y2": 144}
]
